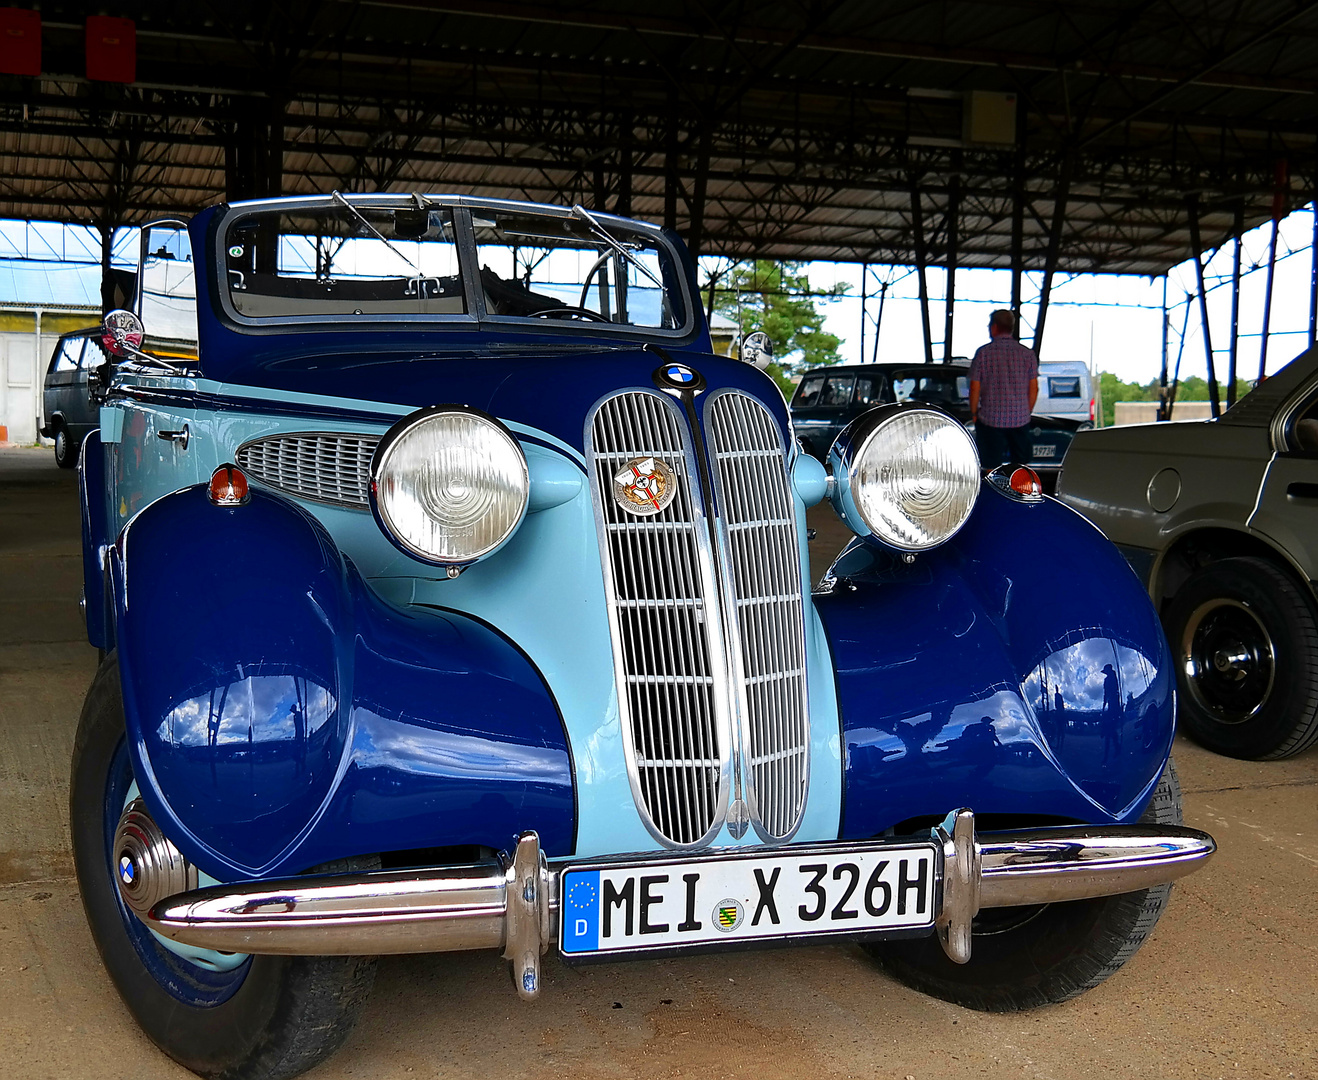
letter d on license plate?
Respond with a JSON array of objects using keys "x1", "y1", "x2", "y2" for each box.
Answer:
[{"x1": 559, "y1": 843, "x2": 937, "y2": 957}]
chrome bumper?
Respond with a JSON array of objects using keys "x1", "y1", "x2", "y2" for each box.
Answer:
[{"x1": 140, "y1": 811, "x2": 1215, "y2": 999}]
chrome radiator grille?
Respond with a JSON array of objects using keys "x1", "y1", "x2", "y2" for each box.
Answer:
[
  {"x1": 708, "y1": 392, "x2": 809, "y2": 841},
  {"x1": 235, "y1": 433, "x2": 380, "y2": 509},
  {"x1": 589, "y1": 392, "x2": 726, "y2": 847}
]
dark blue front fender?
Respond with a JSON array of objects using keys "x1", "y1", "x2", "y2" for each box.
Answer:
[
  {"x1": 110, "y1": 484, "x2": 574, "y2": 881},
  {"x1": 816, "y1": 486, "x2": 1175, "y2": 836}
]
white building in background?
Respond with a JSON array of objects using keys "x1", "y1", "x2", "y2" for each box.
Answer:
[{"x1": 0, "y1": 261, "x2": 101, "y2": 444}]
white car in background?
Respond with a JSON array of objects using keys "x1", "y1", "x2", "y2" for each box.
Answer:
[{"x1": 1035, "y1": 361, "x2": 1095, "y2": 425}]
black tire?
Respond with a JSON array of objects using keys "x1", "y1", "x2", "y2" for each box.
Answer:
[
  {"x1": 71, "y1": 654, "x2": 378, "y2": 1080},
  {"x1": 54, "y1": 422, "x2": 78, "y2": 468},
  {"x1": 862, "y1": 760, "x2": 1183, "y2": 1012},
  {"x1": 1163, "y1": 556, "x2": 1318, "y2": 760}
]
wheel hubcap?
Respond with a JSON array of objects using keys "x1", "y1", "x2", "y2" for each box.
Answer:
[{"x1": 1181, "y1": 599, "x2": 1275, "y2": 724}]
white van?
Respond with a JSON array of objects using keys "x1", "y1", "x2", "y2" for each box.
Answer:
[{"x1": 1035, "y1": 361, "x2": 1094, "y2": 424}]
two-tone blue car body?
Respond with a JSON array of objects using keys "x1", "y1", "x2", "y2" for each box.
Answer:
[{"x1": 70, "y1": 194, "x2": 1213, "y2": 1080}]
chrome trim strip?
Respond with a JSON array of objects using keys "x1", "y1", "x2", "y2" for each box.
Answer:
[
  {"x1": 585, "y1": 389, "x2": 733, "y2": 848},
  {"x1": 705, "y1": 390, "x2": 810, "y2": 843}
]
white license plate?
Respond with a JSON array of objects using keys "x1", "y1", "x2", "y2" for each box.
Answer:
[
  {"x1": 559, "y1": 842, "x2": 938, "y2": 957},
  {"x1": 1033, "y1": 444, "x2": 1057, "y2": 457}
]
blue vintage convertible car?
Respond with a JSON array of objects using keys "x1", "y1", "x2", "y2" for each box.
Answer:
[{"x1": 72, "y1": 194, "x2": 1214, "y2": 1080}]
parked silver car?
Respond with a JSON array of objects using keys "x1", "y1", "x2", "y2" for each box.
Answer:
[
  {"x1": 41, "y1": 327, "x2": 107, "y2": 468},
  {"x1": 1058, "y1": 347, "x2": 1318, "y2": 760}
]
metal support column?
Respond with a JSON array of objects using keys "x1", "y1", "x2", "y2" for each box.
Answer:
[
  {"x1": 1260, "y1": 215, "x2": 1280, "y2": 381},
  {"x1": 1187, "y1": 198, "x2": 1222, "y2": 419},
  {"x1": 614, "y1": 113, "x2": 633, "y2": 217},
  {"x1": 1010, "y1": 94, "x2": 1026, "y2": 325},
  {"x1": 872, "y1": 281, "x2": 888, "y2": 364},
  {"x1": 1033, "y1": 156, "x2": 1073, "y2": 358},
  {"x1": 686, "y1": 129, "x2": 710, "y2": 261},
  {"x1": 1158, "y1": 276, "x2": 1169, "y2": 421},
  {"x1": 943, "y1": 164, "x2": 960, "y2": 363},
  {"x1": 911, "y1": 182, "x2": 934, "y2": 366},
  {"x1": 664, "y1": 93, "x2": 679, "y2": 232},
  {"x1": 1260, "y1": 159, "x2": 1287, "y2": 381},
  {"x1": 1228, "y1": 202, "x2": 1243, "y2": 407}
]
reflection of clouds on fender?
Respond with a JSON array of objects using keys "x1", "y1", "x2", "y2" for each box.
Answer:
[
  {"x1": 1023, "y1": 635, "x2": 1159, "y2": 718},
  {"x1": 157, "y1": 676, "x2": 336, "y2": 747},
  {"x1": 351, "y1": 709, "x2": 566, "y2": 782}
]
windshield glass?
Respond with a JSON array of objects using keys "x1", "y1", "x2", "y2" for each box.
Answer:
[
  {"x1": 223, "y1": 204, "x2": 466, "y2": 319},
  {"x1": 471, "y1": 208, "x2": 684, "y2": 329},
  {"x1": 220, "y1": 200, "x2": 687, "y2": 332}
]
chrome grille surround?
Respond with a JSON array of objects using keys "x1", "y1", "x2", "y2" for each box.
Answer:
[
  {"x1": 587, "y1": 390, "x2": 732, "y2": 848},
  {"x1": 235, "y1": 432, "x2": 381, "y2": 509},
  {"x1": 706, "y1": 391, "x2": 810, "y2": 842}
]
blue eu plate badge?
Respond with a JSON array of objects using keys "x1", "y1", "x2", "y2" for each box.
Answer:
[{"x1": 562, "y1": 870, "x2": 600, "y2": 953}]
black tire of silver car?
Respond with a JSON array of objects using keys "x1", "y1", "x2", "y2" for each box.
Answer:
[
  {"x1": 54, "y1": 422, "x2": 78, "y2": 469},
  {"x1": 71, "y1": 653, "x2": 379, "y2": 1080},
  {"x1": 1164, "y1": 556, "x2": 1318, "y2": 760},
  {"x1": 862, "y1": 760, "x2": 1183, "y2": 1012}
]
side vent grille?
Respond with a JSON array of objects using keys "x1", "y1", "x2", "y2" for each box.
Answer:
[
  {"x1": 708, "y1": 392, "x2": 809, "y2": 840},
  {"x1": 588, "y1": 391, "x2": 725, "y2": 847},
  {"x1": 235, "y1": 433, "x2": 380, "y2": 509}
]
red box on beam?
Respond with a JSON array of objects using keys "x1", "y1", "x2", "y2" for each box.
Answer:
[
  {"x1": 0, "y1": 8, "x2": 41, "y2": 77},
  {"x1": 86, "y1": 15, "x2": 135, "y2": 83}
]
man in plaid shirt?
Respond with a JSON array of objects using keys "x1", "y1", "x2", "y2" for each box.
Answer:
[{"x1": 968, "y1": 309, "x2": 1039, "y2": 468}]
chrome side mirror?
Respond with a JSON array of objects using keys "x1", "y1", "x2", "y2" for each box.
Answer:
[
  {"x1": 739, "y1": 330, "x2": 774, "y2": 370},
  {"x1": 101, "y1": 309, "x2": 147, "y2": 361}
]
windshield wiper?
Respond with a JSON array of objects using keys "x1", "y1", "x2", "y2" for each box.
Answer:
[
  {"x1": 570, "y1": 204, "x2": 666, "y2": 293},
  {"x1": 330, "y1": 191, "x2": 422, "y2": 274}
]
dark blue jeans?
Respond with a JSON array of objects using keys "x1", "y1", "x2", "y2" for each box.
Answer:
[{"x1": 974, "y1": 422, "x2": 1032, "y2": 468}]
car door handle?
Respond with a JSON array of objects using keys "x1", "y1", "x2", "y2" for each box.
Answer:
[
  {"x1": 158, "y1": 424, "x2": 190, "y2": 449},
  {"x1": 1285, "y1": 482, "x2": 1318, "y2": 502}
]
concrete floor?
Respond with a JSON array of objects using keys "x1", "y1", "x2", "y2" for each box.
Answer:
[{"x1": 1, "y1": 445, "x2": 1315, "y2": 1080}]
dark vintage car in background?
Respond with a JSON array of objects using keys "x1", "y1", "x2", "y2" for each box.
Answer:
[
  {"x1": 789, "y1": 361, "x2": 1085, "y2": 488},
  {"x1": 73, "y1": 193, "x2": 1213, "y2": 1080},
  {"x1": 40, "y1": 326, "x2": 107, "y2": 468},
  {"x1": 1058, "y1": 347, "x2": 1318, "y2": 761}
]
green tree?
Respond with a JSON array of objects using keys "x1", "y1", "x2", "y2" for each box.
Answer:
[
  {"x1": 707, "y1": 261, "x2": 850, "y2": 396},
  {"x1": 1097, "y1": 372, "x2": 1255, "y2": 427}
]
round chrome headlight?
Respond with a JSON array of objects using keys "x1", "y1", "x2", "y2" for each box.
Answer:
[
  {"x1": 829, "y1": 405, "x2": 979, "y2": 551},
  {"x1": 371, "y1": 406, "x2": 529, "y2": 566}
]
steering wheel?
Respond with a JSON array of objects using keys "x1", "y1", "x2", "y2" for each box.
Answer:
[{"x1": 529, "y1": 306, "x2": 611, "y2": 322}]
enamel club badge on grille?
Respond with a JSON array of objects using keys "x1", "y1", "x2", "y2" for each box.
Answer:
[{"x1": 613, "y1": 456, "x2": 677, "y2": 516}]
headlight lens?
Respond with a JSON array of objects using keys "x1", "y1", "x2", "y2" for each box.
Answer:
[
  {"x1": 838, "y1": 407, "x2": 979, "y2": 550},
  {"x1": 372, "y1": 408, "x2": 529, "y2": 565}
]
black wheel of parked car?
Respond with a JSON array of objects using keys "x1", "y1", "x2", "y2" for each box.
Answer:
[
  {"x1": 1163, "y1": 556, "x2": 1318, "y2": 760},
  {"x1": 862, "y1": 761, "x2": 1183, "y2": 1012},
  {"x1": 71, "y1": 653, "x2": 379, "y2": 1080},
  {"x1": 53, "y1": 422, "x2": 78, "y2": 469}
]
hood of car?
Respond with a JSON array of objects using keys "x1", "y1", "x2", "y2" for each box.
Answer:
[{"x1": 218, "y1": 345, "x2": 792, "y2": 455}]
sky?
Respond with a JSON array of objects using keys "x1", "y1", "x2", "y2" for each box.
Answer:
[
  {"x1": 3, "y1": 205, "x2": 1315, "y2": 387},
  {"x1": 702, "y1": 205, "x2": 1318, "y2": 386}
]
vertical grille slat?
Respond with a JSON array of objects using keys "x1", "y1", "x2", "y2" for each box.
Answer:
[
  {"x1": 709, "y1": 392, "x2": 810, "y2": 841},
  {"x1": 589, "y1": 391, "x2": 724, "y2": 847},
  {"x1": 235, "y1": 432, "x2": 381, "y2": 508}
]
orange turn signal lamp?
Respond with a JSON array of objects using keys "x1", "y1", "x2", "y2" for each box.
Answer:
[
  {"x1": 986, "y1": 463, "x2": 1044, "y2": 502},
  {"x1": 1009, "y1": 466, "x2": 1043, "y2": 497},
  {"x1": 209, "y1": 464, "x2": 250, "y2": 507}
]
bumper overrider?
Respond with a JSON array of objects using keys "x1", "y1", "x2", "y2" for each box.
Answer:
[{"x1": 118, "y1": 807, "x2": 1214, "y2": 1000}]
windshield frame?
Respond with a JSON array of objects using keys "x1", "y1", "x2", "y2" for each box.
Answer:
[{"x1": 210, "y1": 194, "x2": 698, "y2": 343}]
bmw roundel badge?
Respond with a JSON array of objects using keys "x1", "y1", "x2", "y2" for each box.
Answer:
[{"x1": 652, "y1": 361, "x2": 706, "y2": 392}]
